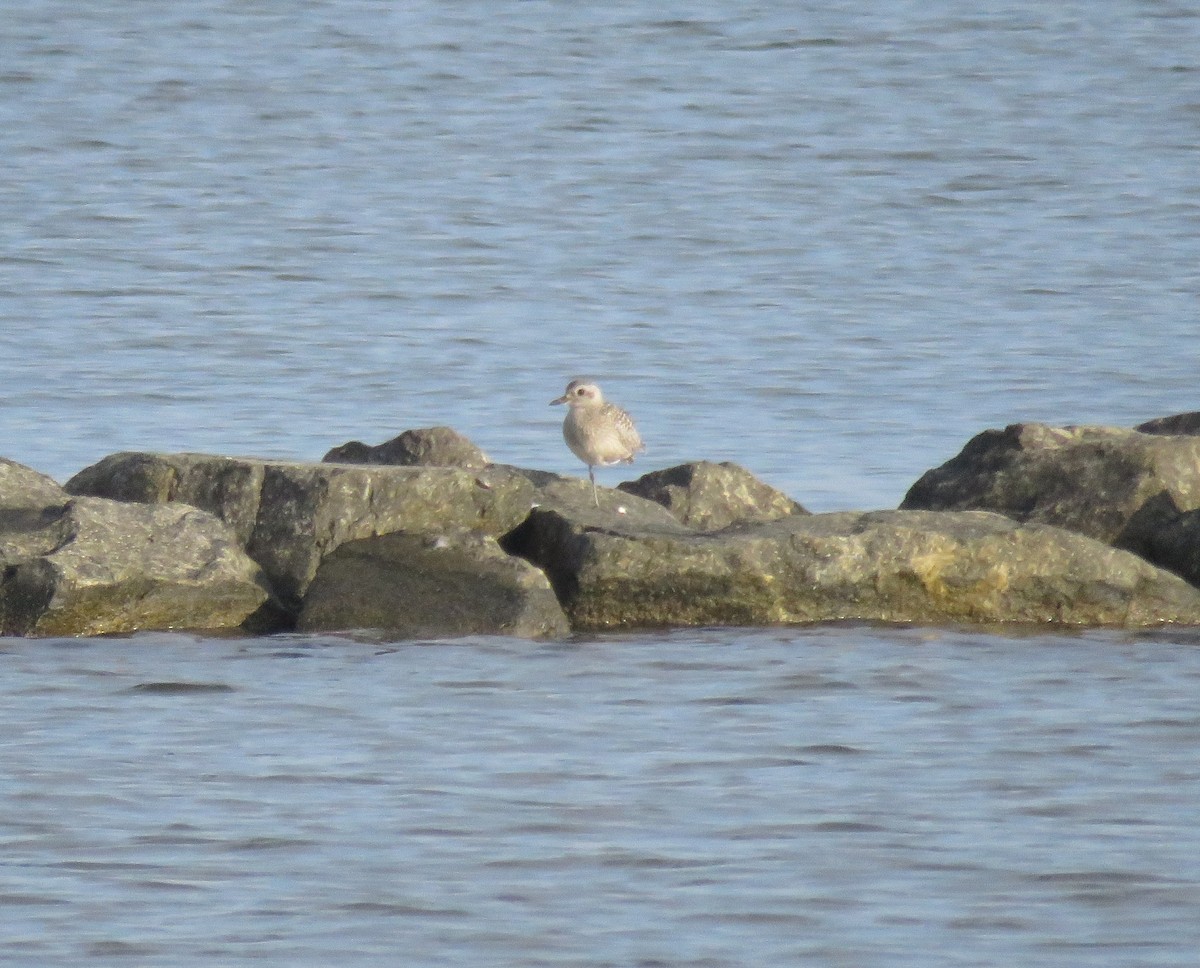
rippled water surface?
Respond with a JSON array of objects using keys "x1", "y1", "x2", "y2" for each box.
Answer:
[
  {"x1": 3, "y1": 1, "x2": 1200, "y2": 964},
  {"x1": 4, "y1": 629, "x2": 1200, "y2": 967},
  {"x1": 3, "y1": 0, "x2": 1197, "y2": 509}
]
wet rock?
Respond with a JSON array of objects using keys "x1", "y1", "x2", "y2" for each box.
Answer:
[
  {"x1": 0, "y1": 496, "x2": 271, "y2": 637},
  {"x1": 505, "y1": 505, "x2": 1200, "y2": 631},
  {"x1": 323, "y1": 426, "x2": 489, "y2": 469},
  {"x1": 900, "y1": 423, "x2": 1200, "y2": 584},
  {"x1": 297, "y1": 529, "x2": 569, "y2": 639},
  {"x1": 618, "y1": 461, "x2": 807, "y2": 530},
  {"x1": 67, "y1": 453, "x2": 539, "y2": 614}
]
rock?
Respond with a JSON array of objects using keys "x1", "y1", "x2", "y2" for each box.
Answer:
[
  {"x1": 502, "y1": 465, "x2": 693, "y2": 525},
  {"x1": 618, "y1": 461, "x2": 807, "y2": 530},
  {"x1": 37, "y1": 440, "x2": 1200, "y2": 635},
  {"x1": 505, "y1": 505, "x2": 1200, "y2": 630},
  {"x1": 297, "y1": 529, "x2": 570, "y2": 639},
  {"x1": 0, "y1": 458, "x2": 69, "y2": 511},
  {"x1": 1137, "y1": 509, "x2": 1200, "y2": 593},
  {"x1": 67, "y1": 451, "x2": 266, "y2": 543},
  {"x1": 1136, "y1": 412, "x2": 1200, "y2": 436},
  {"x1": 900, "y1": 423, "x2": 1200, "y2": 584},
  {"x1": 321, "y1": 440, "x2": 373, "y2": 463},
  {"x1": 0, "y1": 496, "x2": 272, "y2": 637},
  {"x1": 323, "y1": 426, "x2": 490, "y2": 469},
  {"x1": 0, "y1": 459, "x2": 72, "y2": 561},
  {"x1": 67, "y1": 453, "x2": 540, "y2": 614}
]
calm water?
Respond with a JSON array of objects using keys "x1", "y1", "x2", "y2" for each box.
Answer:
[{"x1": 3, "y1": 2, "x2": 1200, "y2": 965}]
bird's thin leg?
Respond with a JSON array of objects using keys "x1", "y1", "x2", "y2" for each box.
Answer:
[{"x1": 589, "y1": 466, "x2": 599, "y2": 507}]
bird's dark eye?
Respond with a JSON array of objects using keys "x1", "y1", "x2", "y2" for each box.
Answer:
[{"x1": 575, "y1": 387, "x2": 586, "y2": 395}]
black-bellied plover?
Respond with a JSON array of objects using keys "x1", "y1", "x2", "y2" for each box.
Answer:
[{"x1": 551, "y1": 379, "x2": 645, "y2": 506}]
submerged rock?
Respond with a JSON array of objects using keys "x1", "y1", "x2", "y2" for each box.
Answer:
[
  {"x1": 900, "y1": 422, "x2": 1200, "y2": 585},
  {"x1": 323, "y1": 426, "x2": 490, "y2": 469},
  {"x1": 297, "y1": 529, "x2": 569, "y2": 639},
  {"x1": 619, "y1": 460, "x2": 807, "y2": 530},
  {"x1": 505, "y1": 505, "x2": 1200, "y2": 631}
]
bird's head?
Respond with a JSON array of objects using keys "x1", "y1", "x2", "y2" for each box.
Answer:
[{"x1": 550, "y1": 379, "x2": 604, "y2": 408}]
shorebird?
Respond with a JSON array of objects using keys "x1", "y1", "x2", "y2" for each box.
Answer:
[{"x1": 551, "y1": 378, "x2": 645, "y2": 506}]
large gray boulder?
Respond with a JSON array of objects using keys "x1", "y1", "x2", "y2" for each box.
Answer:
[
  {"x1": 67, "y1": 453, "x2": 541, "y2": 614},
  {"x1": 66, "y1": 452, "x2": 266, "y2": 543},
  {"x1": 505, "y1": 505, "x2": 1200, "y2": 631},
  {"x1": 297, "y1": 529, "x2": 569, "y2": 639},
  {"x1": 323, "y1": 426, "x2": 490, "y2": 469},
  {"x1": 619, "y1": 461, "x2": 807, "y2": 530},
  {"x1": 900, "y1": 422, "x2": 1200, "y2": 584},
  {"x1": 0, "y1": 494, "x2": 271, "y2": 637}
]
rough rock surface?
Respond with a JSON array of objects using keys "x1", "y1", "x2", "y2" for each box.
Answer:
[
  {"x1": 619, "y1": 461, "x2": 807, "y2": 530},
  {"x1": 67, "y1": 453, "x2": 540, "y2": 613},
  {"x1": 297, "y1": 529, "x2": 569, "y2": 639},
  {"x1": 1, "y1": 458, "x2": 70, "y2": 511},
  {"x1": 323, "y1": 427, "x2": 490, "y2": 469},
  {"x1": 502, "y1": 465, "x2": 691, "y2": 525},
  {"x1": 67, "y1": 452, "x2": 267, "y2": 543},
  {"x1": 505, "y1": 505, "x2": 1200, "y2": 631},
  {"x1": 900, "y1": 422, "x2": 1200, "y2": 584},
  {"x1": 0, "y1": 494, "x2": 271, "y2": 637}
]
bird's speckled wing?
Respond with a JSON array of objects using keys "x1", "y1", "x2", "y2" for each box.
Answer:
[{"x1": 603, "y1": 403, "x2": 644, "y2": 458}]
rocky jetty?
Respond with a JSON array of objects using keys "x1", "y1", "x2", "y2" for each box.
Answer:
[{"x1": 0, "y1": 414, "x2": 1196, "y2": 638}]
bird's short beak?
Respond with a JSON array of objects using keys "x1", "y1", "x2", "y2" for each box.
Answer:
[{"x1": 550, "y1": 395, "x2": 568, "y2": 406}]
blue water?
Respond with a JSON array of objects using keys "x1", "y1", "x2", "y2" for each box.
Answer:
[
  {"x1": 5, "y1": 629, "x2": 1200, "y2": 967},
  {"x1": 4, "y1": 0, "x2": 1198, "y2": 510},
  {"x1": 2, "y1": 1, "x2": 1200, "y2": 964}
]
